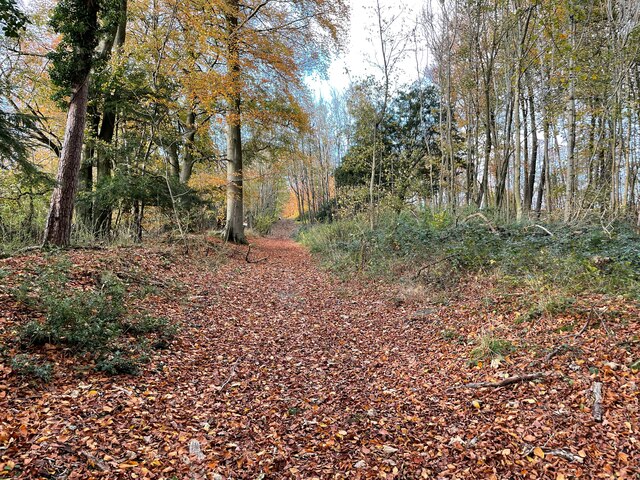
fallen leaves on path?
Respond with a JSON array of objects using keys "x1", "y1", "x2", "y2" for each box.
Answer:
[{"x1": 0, "y1": 235, "x2": 638, "y2": 479}]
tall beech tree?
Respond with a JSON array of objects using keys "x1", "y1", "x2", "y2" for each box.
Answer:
[
  {"x1": 223, "y1": 0, "x2": 245, "y2": 243},
  {"x1": 203, "y1": 0, "x2": 348, "y2": 243},
  {"x1": 131, "y1": 0, "x2": 347, "y2": 243}
]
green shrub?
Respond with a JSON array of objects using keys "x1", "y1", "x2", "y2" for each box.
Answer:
[
  {"x1": 18, "y1": 268, "x2": 125, "y2": 351},
  {"x1": 300, "y1": 210, "x2": 640, "y2": 300},
  {"x1": 253, "y1": 213, "x2": 280, "y2": 235},
  {"x1": 19, "y1": 320, "x2": 52, "y2": 346},
  {"x1": 122, "y1": 314, "x2": 172, "y2": 335},
  {"x1": 11, "y1": 354, "x2": 53, "y2": 382},
  {"x1": 13, "y1": 258, "x2": 173, "y2": 377},
  {"x1": 96, "y1": 351, "x2": 141, "y2": 376}
]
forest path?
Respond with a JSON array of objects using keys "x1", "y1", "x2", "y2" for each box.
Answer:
[
  {"x1": 2, "y1": 232, "x2": 636, "y2": 478},
  {"x1": 165, "y1": 233, "x2": 455, "y2": 476}
]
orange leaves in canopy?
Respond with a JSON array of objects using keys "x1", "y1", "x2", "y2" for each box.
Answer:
[{"x1": 152, "y1": 0, "x2": 348, "y2": 125}]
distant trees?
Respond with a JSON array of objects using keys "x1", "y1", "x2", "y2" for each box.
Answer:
[
  {"x1": 286, "y1": 94, "x2": 349, "y2": 223},
  {"x1": 418, "y1": 0, "x2": 640, "y2": 222},
  {"x1": 297, "y1": 0, "x2": 640, "y2": 228},
  {"x1": 212, "y1": 0, "x2": 347, "y2": 243},
  {"x1": 336, "y1": 80, "x2": 445, "y2": 211},
  {"x1": 4, "y1": 0, "x2": 640, "y2": 248}
]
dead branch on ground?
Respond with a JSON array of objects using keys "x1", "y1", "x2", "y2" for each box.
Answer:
[
  {"x1": 462, "y1": 372, "x2": 550, "y2": 389},
  {"x1": 245, "y1": 244, "x2": 267, "y2": 264}
]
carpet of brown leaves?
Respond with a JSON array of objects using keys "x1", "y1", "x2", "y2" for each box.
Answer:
[{"x1": 0, "y1": 232, "x2": 638, "y2": 479}]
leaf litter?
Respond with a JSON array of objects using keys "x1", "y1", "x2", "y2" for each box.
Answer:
[{"x1": 0, "y1": 235, "x2": 638, "y2": 478}]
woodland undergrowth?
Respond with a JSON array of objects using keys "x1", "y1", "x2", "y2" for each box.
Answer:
[{"x1": 299, "y1": 208, "x2": 640, "y2": 304}]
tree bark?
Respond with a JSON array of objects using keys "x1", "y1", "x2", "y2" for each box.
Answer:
[
  {"x1": 514, "y1": 76, "x2": 523, "y2": 220},
  {"x1": 223, "y1": 0, "x2": 247, "y2": 244},
  {"x1": 476, "y1": 81, "x2": 492, "y2": 208},
  {"x1": 223, "y1": 98, "x2": 246, "y2": 243},
  {"x1": 43, "y1": 79, "x2": 90, "y2": 246},
  {"x1": 168, "y1": 142, "x2": 180, "y2": 179},
  {"x1": 496, "y1": 94, "x2": 514, "y2": 209},
  {"x1": 564, "y1": 13, "x2": 577, "y2": 222},
  {"x1": 535, "y1": 115, "x2": 549, "y2": 216},
  {"x1": 179, "y1": 110, "x2": 197, "y2": 183},
  {"x1": 78, "y1": 106, "x2": 99, "y2": 228},
  {"x1": 525, "y1": 80, "x2": 538, "y2": 211}
]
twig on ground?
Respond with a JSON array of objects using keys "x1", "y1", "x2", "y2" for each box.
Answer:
[
  {"x1": 529, "y1": 307, "x2": 604, "y2": 368},
  {"x1": 574, "y1": 316, "x2": 591, "y2": 338},
  {"x1": 245, "y1": 244, "x2": 267, "y2": 264},
  {"x1": 522, "y1": 445, "x2": 584, "y2": 463},
  {"x1": 593, "y1": 309, "x2": 613, "y2": 336},
  {"x1": 217, "y1": 357, "x2": 243, "y2": 392},
  {"x1": 531, "y1": 224, "x2": 554, "y2": 236},
  {"x1": 546, "y1": 448, "x2": 585, "y2": 463},
  {"x1": 413, "y1": 254, "x2": 456, "y2": 280},
  {"x1": 544, "y1": 344, "x2": 569, "y2": 362},
  {"x1": 462, "y1": 372, "x2": 550, "y2": 389},
  {"x1": 528, "y1": 346, "x2": 566, "y2": 368}
]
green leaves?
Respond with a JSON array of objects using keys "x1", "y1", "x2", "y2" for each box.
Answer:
[
  {"x1": 48, "y1": 0, "x2": 101, "y2": 91},
  {"x1": 0, "y1": 0, "x2": 28, "y2": 38}
]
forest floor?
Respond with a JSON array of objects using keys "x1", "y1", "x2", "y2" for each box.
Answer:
[{"x1": 0, "y1": 223, "x2": 638, "y2": 479}]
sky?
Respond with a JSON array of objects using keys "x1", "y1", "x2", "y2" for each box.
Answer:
[{"x1": 307, "y1": 0, "x2": 426, "y2": 99}]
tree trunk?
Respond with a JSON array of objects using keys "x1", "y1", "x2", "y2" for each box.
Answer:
[
  {"x1": 465, "y1": 103, "x2": 477, "y2": 205},
  {"x1": 223, "y1": 99, "x2": 246, "y2": 243},
  {"x1": 43, "y1": 79, "x2": 90, "y2": 246},
  {"x1": 222, "y1": 0, "x2": 246, "y2": 244},
  {"x1": 514, "y1": 78, "x2": 522, "y2": 221},
  {"x1": 94, "y1": 0, "x2": 128, "y2": 238},
  {"x1": 525, "y1": 80, "x2": 538, "y2": 211},
  {"x1": 78, "y1": 106, "x2": 99, "y2": 228},
  {"x1": 132, "y1": 199, "x2": 143, "y2": 243},
  {"x1": 564, "y1": 14, "x2": 576, "y2": 222},
  {"x1": 535, "y1": 114, "x2": 549, "y2": 216},
  {"x1": 496, "y1": 94, "x2": 514, "y2": 209},
  {"x1": 476, "y1": 81, "x2": 492, "y2": 207},
  {"x1": 179, "y1": 110, "x2": 197, "y2": 183},
  {"x1": 93, "y1": 108, "x2": 116, "y2": 237},
  {"x1": 168, "y1": 142, "x2": 180, "y2": 179}
]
